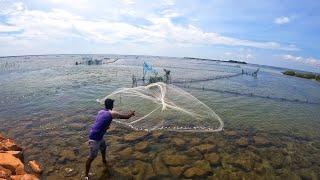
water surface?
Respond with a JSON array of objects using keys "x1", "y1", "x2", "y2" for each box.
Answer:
[{"x1": 0, "y1": 55, "x2": 319, "y2": 179}]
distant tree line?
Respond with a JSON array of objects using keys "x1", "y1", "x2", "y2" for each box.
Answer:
[{"x1": 283, "y1": 70, "x2": 320, "y2": 82}]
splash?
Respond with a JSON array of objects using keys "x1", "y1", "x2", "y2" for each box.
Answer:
[{"x1": 97, "y1": 82, "x2": 224, "y2": 132}]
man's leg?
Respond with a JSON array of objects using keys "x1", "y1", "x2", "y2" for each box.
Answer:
[
  {"x1": 85, "y1": 140, "x2": 99, "y2": 178},
  {"x1": 85, "y1": 157, "x2": 94, "y2": 177},
  {"x1": 100, "y1": 140, "x2": 107, "y2": 164}
]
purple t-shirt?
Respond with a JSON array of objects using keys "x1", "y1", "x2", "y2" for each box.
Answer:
[{"x1": 89, "y1": 109, "x2": 112, "y2": 141}]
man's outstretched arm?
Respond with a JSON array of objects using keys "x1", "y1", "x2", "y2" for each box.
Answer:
[{"x1": 111, "y1": 110, "x2": 135, "y2": 119}]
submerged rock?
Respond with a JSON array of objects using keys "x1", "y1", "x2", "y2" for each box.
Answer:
[
  {"x1": 68, "y1": 123, "x2": 86, "y2": 131},
  {"x1": 109, "y1": 135, "x2": 123, "y2": 142},
  {"x1": 263, "y1": 150, "x2": 285, "y2": 169},
  {"x1": 236, "y1": 137, "x2": 248, "y2": 147},
  {"x1": 185, "y1": 147, "x2": 202, "y2": 160},
  {"x1": 189, "y1": 138, "x2": 201, "y2": 146},
  {"x1": 132, "y1": 160, "x2": 155, "y2": 179},
  {"x1": 277, "y1": 168, "x2": 300, "y2": 179},
  {"x1": 204, "y1": 152, "x2": 220, "y2": 165},
  {"x1": 107, "y1": 124, "x2": 118, "y2": 133},
  {"x1": 118, "y1": 147, "x2": 133, "y2": 159},
  {"x1": 183, "y1": 167, "x2": 206, "y2": 178},
  {"x1": 153, "y1": 155, "x2": 170, "y2": 176},
  {"x1": 133, "y1": 151, "x2": 154, "y2": 162},
  {"x1": 108, "y1": 142, "x2": 127, "y2": 153},
  {"x1": 230, "y1": 153, "x2": 255, "y2": 172},
  {"x1": 224, "y1": 130, "x2": 239, "y2": 138},
  {"x1": 194, "y1": 160, "x2": 211, "y2": 173},
  {"x1": 195, "y1": 144, "x2": 216, "y2": 153},
  {"x1": 132, "y1": 151, "x2": 144, "y2": 161},
  {"x1": 169, "y1": 166, "x2": 185, "y2": 177},
  {"x1": 211, "y1": 168, "x2": 234, "y2": 179},
  {"x1": 183, "y1": 160, "x2": 212, "y2": 179},
  {"x1": 124, "y1": 131, "x2": 149, "y2": 142},
  {"x1": 162, "y1": 154, "x2": 189, "y2": 166},
  {"x1": 112, "y1": 166, "x2": 133, "y2": 178},
  {"x1": 311, "y1": 141, "x2": 320, "y2": 149},
  {"x1": 59, "y1": 149, "x2": 76, "y2": 161},
  {"x1": 298, "y1": 169, "x2": 318, "y2": 180},
  {"x1": 135, "y1": 141, "x2": 149, "y2": 151},
  {"x1": 253, "y1": 161, "x2": 272, "y2": 175},
  {"x1": 171, "y1": 138, "x2": 186, "y2": 147},
  {"x1": 291, "y1": 153, "x2": 312, "y2": 169},
  {"x1": 253, "y1": 136, "x2": 271, "y2": 147},
  {"x1": 151, "y1": 130, "x2": 164, "y2": 140}
]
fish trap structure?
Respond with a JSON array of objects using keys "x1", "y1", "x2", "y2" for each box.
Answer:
[
  {"x1": 131, "y1": 62, "x2": 172, "y2": 87},
  {"x1": 130, "y1": 62, "x2": 319, "y2": 105},
  {"x1": 75, "y1": 57, "x2": 119, "y2": 65}
]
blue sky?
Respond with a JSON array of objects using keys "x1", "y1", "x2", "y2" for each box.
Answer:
[{"x1": 0, "y1": 0, "x2": 319, "y2": 72}]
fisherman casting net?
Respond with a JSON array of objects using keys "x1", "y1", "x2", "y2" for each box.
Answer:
[{"x1": 97, "y1": 82, "x2": 224, "y2": 132}]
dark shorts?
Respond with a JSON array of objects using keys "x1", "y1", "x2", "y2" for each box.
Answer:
[{"x1": 88, "y1": 139, "x2": 106, "y2": 159}]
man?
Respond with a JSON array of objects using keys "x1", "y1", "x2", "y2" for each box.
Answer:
[{"x1": 85, "y1": 98, "x2": 135, "y2": 179}]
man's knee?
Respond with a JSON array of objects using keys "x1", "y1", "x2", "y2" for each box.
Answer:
[{"x1": 89, "y1": 148, "x2": 99, "y2": 159}]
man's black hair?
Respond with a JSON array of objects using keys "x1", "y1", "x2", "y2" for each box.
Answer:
[{"x1": 104, "y1": 98, "x2": 114, "y2": 110}]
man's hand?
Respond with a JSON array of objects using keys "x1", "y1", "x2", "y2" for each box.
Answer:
[
  {"x1": 129, "y1": 110, "x2": 135, "y2": 117},
  {"x1": 111, "y1": 110, "x2": 135, "y2": 119}
]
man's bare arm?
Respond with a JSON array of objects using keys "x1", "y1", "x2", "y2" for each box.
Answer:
[{"x1": 111, "y1": 110, "x2": 135, "y2": 119}]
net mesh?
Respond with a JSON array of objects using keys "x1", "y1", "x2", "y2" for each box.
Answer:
[{"x1": 97, "y1": 82, "x2": 224, "y2": 132}]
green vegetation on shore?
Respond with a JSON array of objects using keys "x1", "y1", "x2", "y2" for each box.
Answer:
[{"x1": 283, "y1": 70, "x2": 320, "y2": 82}]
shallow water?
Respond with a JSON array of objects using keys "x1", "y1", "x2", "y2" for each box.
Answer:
[{"x1": 0, "y1": 55, "x2": 320, "y2": 179}]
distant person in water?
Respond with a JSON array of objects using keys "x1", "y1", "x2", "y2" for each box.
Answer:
[{"x1": 85, "y1": 98, "x2": 135, "y2": 179}]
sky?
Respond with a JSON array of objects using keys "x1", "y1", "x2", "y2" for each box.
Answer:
[{"x1": 0, "y1": 0, "x2": 319, "y2": 72}]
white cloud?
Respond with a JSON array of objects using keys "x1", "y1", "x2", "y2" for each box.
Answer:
[
  {"x1": 0, "y1": 24, "x2": 22, "y2": 32},
  {"x1": 120, "y1": 0, "x2": 136, "y2": 5},
  {"x1": 162, "y1": 0, "x2": 175, "y2": 6},
  {"x1": 161, "y1": 9, "x2": 181, "y2": 18},
  {"x1": 281, "y1": 54, "x2": 320, "y2": 67},
  {"x1": 274, "y1": 16, "x2": 290, "y2": 24},
  {"x1": 0, "y1": 2, "x2": 25, "y2": 15},
  {"x1": 245, "y1": 53, "x2": 254, "y2": 59},
  {"x1": 0, "y1": 2, "x2": 299, "y2": 55},
  {"x1": 48, "y1": 0, "x2": 90, "y2": 9},
  {"x1": 224, "y1": 52, "x2": 232, "y2": 56},
  {"x1": 223, "y1": 51, "x2": 254, "y2": 60}
]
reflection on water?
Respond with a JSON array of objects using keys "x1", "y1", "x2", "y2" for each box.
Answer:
[{"x1": 0, "y1": 55, "x2": 320, "y2": 179}]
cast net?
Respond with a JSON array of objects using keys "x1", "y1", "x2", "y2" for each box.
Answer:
[{"x1": 97, "y1": 82, "x2": 224, "y2": 132}]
